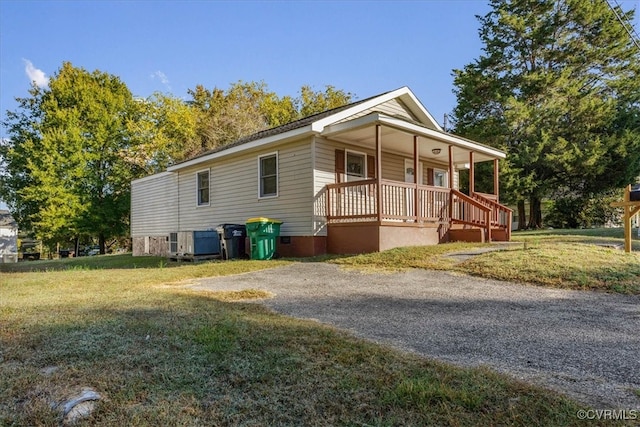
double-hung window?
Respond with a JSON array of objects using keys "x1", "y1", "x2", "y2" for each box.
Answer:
[
  {"x1": 346, "y1": 151, "x2": 366, "y2": 182},
  {"x1": 197, "y1": 169, "x2": 210, "y2": 206},
  {"x1": 259, "y1": 153, "x2": 278, "y2": 198}
]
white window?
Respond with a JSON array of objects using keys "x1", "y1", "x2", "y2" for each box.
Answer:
[
  {"x1": 346, "y1": 151, "x2": 366, "y2": 182},
  {"x1": 259, "y1": 152, "x2": 278, "y2": 198},
  {"x1": 197, "y1": 169, "x2": 210, "y2": 206},
  {"x1": 434, "y1": 169, "x2": 448, "y2": 187}
]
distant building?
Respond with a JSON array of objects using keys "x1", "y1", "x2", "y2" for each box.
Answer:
[{"x1": 0, "y1": 210, "x2": 18, "y2": 263}]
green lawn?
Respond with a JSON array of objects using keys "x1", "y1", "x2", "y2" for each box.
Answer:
[
  {"x1": 0, "y1": 254, "x2": 605, "y2": 426},
  {"x1": 332, "y1": 228, "x2": 640, "y2": 294}
]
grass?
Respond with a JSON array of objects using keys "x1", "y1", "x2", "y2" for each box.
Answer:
[
  {"x1": 0, "y1": 254, "x2": 606, "y2": 426},
  {"x1": 329, "y1": 242, "x2": 488, "y2": 272},
  {"x1": 330, "y1": 228, "x2": 640, "y2": 294},
  {"x1": 513, "y1": 227, "x2": 640, "y2": 251}
]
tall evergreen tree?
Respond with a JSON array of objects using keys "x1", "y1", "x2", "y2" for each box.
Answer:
[{"x1": 452, "y1": 0, "x2": 640, "y2": 228}]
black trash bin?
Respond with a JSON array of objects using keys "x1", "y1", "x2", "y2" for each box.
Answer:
[
  {"x1": 216, "y1": 224, "x2": 247, "y2": 260},
  {"x1": 630, "y1": 184, "x2": 640, "y2": 202}
]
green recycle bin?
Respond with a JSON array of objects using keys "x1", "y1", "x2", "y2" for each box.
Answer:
[{"x1": 246, "y1": 217, "x2": 282, "y2": 260}]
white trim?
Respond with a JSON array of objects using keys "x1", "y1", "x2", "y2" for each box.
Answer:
[
  {"x1": 196, "y1": 168, "x2": 210, "y2": 207},
  {"x1": 433, "y1": 168, "x2": 448, "y2": 188},
  {"x1": 311, "y1": 86, "x2": 442, "y2": 132},
  {"x1": 321, "y1": 113, "x2": 506, "y2": 160},
  {"x1": 132, "y1": 171, "x2": 174, "y2": 185},
  {"x1": 345, "y1": 149, "x2": 367, "y2": 182},
  {"x1": 168, "y1": 126, "x2": 311, "y2": 172},
  {"x1": 167, "y1": 87, "x2": 499, "y2": 173},
  {"x1": 258, "y1": 151, "x2": 279, "y2": 199}
]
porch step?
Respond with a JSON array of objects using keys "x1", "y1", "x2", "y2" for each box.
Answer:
[{"x1": 448, "y1": 228, "x2": 509, "y2": 243}]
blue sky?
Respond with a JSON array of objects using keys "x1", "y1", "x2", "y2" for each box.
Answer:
[
  {"x1": 1, "y1": 0, "x2": 639, "y2": 140},
  {"x1": 1, "y1": 0, "x2": 493, "y2": 138}
]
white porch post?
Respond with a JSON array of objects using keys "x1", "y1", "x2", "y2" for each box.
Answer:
[{"x1": 376, "y1": 125, "x2": 382, "y2": 223}]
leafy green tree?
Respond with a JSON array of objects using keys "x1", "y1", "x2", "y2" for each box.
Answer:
[
  {"x1": 1, "y1": 62, "x2": 141, "y2": 253},
  {"x1": 188, "y1": 81, "x2": 298, "y2": 151},
  {"x1": 298, "y1": 85, "x2": 354, "y2": 117},
  {"x1": 126, "y1": 92, "x2": 198, "y2": 172},
  {"x1": 187, "y1": 82, "x2": 353, "y2": 153},
  {"x1": 452, "y1": 0, "x2": 640, "y2": 228}
]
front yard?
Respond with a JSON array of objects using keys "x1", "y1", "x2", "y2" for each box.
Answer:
[{"x1": 1, "y1": 228, "x2": 636, "y2": 425}]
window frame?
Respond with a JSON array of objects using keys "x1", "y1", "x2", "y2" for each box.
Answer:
[
  {"x1": 258, "y1": 152, "x2": 279, "y2": 199},
  {"x1": 433, "y1": 168, "x2": 448, "y2": 188},
  {"x1": 196, "y1": 168, "x2": 210, "y2": 207},
  {"x1": 345, "y1": 149, "x2": 367, "y2": 182}
]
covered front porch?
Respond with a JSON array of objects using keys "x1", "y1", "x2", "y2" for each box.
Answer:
[{"x1": 320, "y1": 115, "x2": 512, "y2": 254}]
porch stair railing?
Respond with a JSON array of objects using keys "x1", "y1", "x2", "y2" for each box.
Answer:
[{"x1": 470, "y1": 192, "x2": 513, "y2": 241}]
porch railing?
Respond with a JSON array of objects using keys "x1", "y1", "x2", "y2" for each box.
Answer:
[
  {"x1": 326, "y1": 179, "x2": 450, "y2": 223},
  {"x1": 470, "y1": 192, "x2": 513, "y2": 241},
  {"x1": 325, "y1": 180, "x2": 512, "y2": 241}
]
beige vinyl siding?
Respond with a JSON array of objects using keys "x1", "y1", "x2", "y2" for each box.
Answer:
[
  {"x1": 176, "y1": 139, "x2": 314, "y2": 236},
  {"x1": 313, "y1": 138, "x2": 453, "y2": 235},
  {"x1": 131, "y1": 172, "x2": 179, "y2": 237},
  {"x1": 334, "y1": 99, "x2": 418, "y2": 125}
]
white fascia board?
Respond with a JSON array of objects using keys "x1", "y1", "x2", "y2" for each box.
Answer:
[
  {"x1": 132, "y1": 171, "x2": 176, "y2": 185},
  {"x1": 321, "y1": 112, "x2": 381, "y2": 135},
  {"x1": 397, "y1": 90, "x2": 443, "y2": 131},
  {"x1": 378, "y1": 116, "x2": 506, "y2": 159},
  {"x1": 310, "y1": 87, "x2": 414, "y2": 132},
  {"x1": 321, "y1": 113, "x2": 505, "y2": 160},
  {"x1": 167, "y1": 125, "x2": 314, "y2": 172}
]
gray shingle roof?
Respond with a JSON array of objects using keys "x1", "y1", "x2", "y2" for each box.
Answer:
[{"x1": 174, "y1": 91, "x2": 390, "y2": 166}]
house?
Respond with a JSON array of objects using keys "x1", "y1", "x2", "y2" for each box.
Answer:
[
  {"x1": 0, "y1": 210, "x2": 18, "y2": 263},
  {"x1": 131, "y1": 87, "x2": 512, "y2": 257}
]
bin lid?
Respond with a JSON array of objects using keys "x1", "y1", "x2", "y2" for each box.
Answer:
[{"x1": 246, "y1": 217, "x2": 283, "y2": 224}]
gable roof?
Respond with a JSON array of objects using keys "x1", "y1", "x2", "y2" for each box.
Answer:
[
  {"x1": 167, "y1": 87, "x2": 502, "y2": 172},
  {"x1": 175, "y1": 91, "x2": 385, "y2": 165}
]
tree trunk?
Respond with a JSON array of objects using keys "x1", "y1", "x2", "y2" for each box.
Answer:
[
  {"x1": 74, "y1": 236, "x2": 79, "y2": 258},
  {"x1": 517, "y1": 200, "x2": 526, "y2": 230},
  {"x1": 99, "y1": 233, "x2": 106, "y2": 255},
  {"x1": 527, "y1": 196, "x2": 543, "y2": 229}
]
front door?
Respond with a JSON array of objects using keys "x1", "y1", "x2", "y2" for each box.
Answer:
[
  {"x1": 404, "y1": 159, "x2": 423, "y2": 219},
  {"x1": 404, "y1": 159, "x2": 423, "y2": 184}
]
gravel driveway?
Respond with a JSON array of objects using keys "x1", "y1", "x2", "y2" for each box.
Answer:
[{"x1": 188, "y1": 263, "x2": 640, "y2": 409}]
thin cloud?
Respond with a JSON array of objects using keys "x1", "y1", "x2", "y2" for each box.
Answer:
[
  {"x1": 151, "y1": 70, "x2": 171, "y2": 90},
  {"x1": 23, "y1": 59, "x2": 49, "y2": 88}
]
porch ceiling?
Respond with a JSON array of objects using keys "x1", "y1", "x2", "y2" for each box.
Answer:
[{"x1": 321, "y1": 113, "x2": 505, "y2": 166}]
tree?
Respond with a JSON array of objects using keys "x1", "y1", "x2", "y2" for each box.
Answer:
[
  {"x1": 187, "y1": 81, "x2": 298, "y2": 152},
  {"x1": 297, "y1": 85, "x2": 354, "y2": 117},
  {"x1": 126, "y1": 92, "x2": 199, "y2": 173},
  {"x1": 452, "y1": 0, "x2": 640, "y2": 229},
  {"x1": 187, "y1": 82, "x2": 353, "y2": 153},
  {"x1": 1, "y1": 62, "x2": 141, "y2": 253}
]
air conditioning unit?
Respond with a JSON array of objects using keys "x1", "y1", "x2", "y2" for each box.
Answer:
[{"x1": 169, "y1": 230, "x2": 221, "y2": 256}]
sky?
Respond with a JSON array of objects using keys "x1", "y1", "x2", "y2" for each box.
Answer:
[
  {"x1": 0, "y1": 0, "x2": 489, "y2": 138},
  {"x1": 1, "y1": 0, "x2": 639, "y2": 139}
]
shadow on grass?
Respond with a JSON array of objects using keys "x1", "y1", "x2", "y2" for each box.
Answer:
[
  {"x1": 0, "y1": 291, "x2": 592, "y2": 427},
  {"x1": 0, "y1": 254, "x2": 287, "y2": 273}
]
